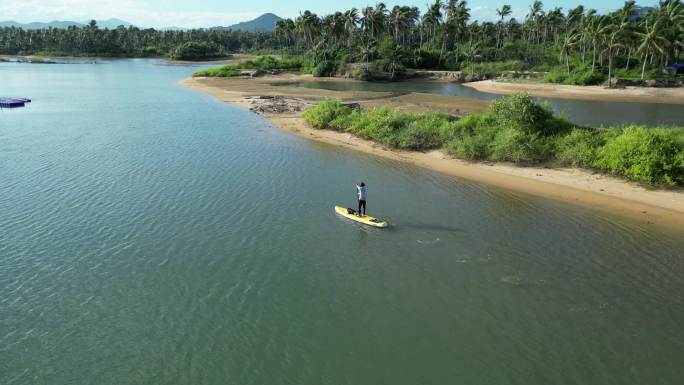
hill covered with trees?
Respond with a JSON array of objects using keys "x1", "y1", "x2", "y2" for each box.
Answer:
[{"x1": 220, "y1": 13, "x2": 283, "y2": 32}]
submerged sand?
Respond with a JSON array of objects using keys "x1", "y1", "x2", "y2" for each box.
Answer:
[{"x1": 180, "y1": 75, "x2": 684, "y2": 231}]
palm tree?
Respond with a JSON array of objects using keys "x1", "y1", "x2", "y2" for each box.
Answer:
[
  {"x1": 404, "y1": 7, "x2": 421, "y2": 45},
  {"x1": 559, "y1": 31, "x2": 579, "y2": 74},
  {"x1": 462, "y1": 41, "x2": 480, "y2": 76},
  {"x1": 439, "y1": 1, "x2": 468, "y2": 63},
  {"x1": 443, "y1": 0, "x2": 459, "y2": 21},
  {"x1": 392, "y1": 6, "x2": 420, "y2": 45},
  {"x1": 384, "y1": 43, "x2": 406, "y2": 79},
  {"x1": 359, "y1": 38, "x2": 378, "y2": 64},
  {"x1": 604, "y1": 21, "x2": 627, "y2": 88},
  {"x1": 285, "y1": 19, "x2": 297, "y2": 47},
  {"x1": 496, "y1": 4, "x2": 512, "y2": 50},
  {"x1": 361, "y1": 6, "x2": 375, "y2": 38},
  {"x1": 389, "y1": 6, "x2": 406, "y2": 41},
  {"x1": 584, "y1": 15, "x2": 609, "y2": 73},
  {"x1": 343, "y1": 8, "x2": 360, "y2": 46},
  {"x1": 274, "y1": 20, "x2": 288, "y2": 46},
  {"x1": 657, "y1": 0, "x2": 684, "y2": 66},
  {"x1": 635, "y1": 19, "x2": 666, "y2": 80},
  {"x1": 362, "y1": 3, "x2": 388, "y2": 39},
  {"x1": 566, "y1": 5, "x2": 584, "y2": 29},
  {"x1": 422, "y1": 0, "x2": 443, "y2": 44},
  {"x1": 297, "y1": 11, "x2": 320, "y2": 48},
  {"x1": 527, "y1": 0, "x2": 544, "y2": 45}
]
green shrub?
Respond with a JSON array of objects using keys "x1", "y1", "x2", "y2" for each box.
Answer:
[
  {"x1": 436, "y1": 121, "x2": 464, "y2": 143},
  {"x1": 488, "y1": 128, "x2": 554, "y2": 163},
  {"x1": 313, "y1": 61, "x2": 336, "y2": 77},
  {"x1": 171, "y1": 41, "x2": 225, "y2": 61},
  {"x1": 241, "y1": 56, "x2": 305, "y2": 70},
  {"x1": 346, "y1": 107, "x2": 409, "y2": 145},
  {"x1": 447, "y1": 131, "x2": 493, "y2": 160},
  {"x1": 302, "y1": 100, "x2": 352, "y2": 128},
  {"x1": 346, "y1": 64, "x2": 386, "y2": 80},
  {"x1": 472, "y1": 60, "x2": 530, "y2": 77},
  {"x1": 544, "y1": 65, "x2": 606, "y2": 85},
  {"x1": 302, "y1": 100, "x2": 684, "y2": 186},
  {"x1": 329, "y1": 112, "x2": 358, "y2": 131},
  {"x1": 435, "y1": 121, "x2": 459, "y2": 142},
  {"x1": 544, "y1": 68, "x2": 568, "y2": 84},
  {"x1": 593, "y1": 126, "x2": 684, "y2": 185},
  {"x1": 394, "y1": 112, "x2": 452, "y2": 150},
  {"x1": 192, "y1": 55, "x2": 309, "y2": 77},
  {"x1": 350, "y1": 66, "x2": 371, "y2": 80},
  {"x1": 671, "y1": 128, "x2": 684, "y2": 148},
  {"x1": 488, "y1": 93, "x2": 564, "y2": 136},
  {"x1": 565, "y1": 68, "x2": 606, "y2": 85},
  {"x1": 613, "y1": 67, "x2": 660, "y2": 81},
  {"x1": 556, "y1": 128, "x2": 604, "y2": 167},
  {"x1": 453, "y1": 114, "x2": 494, "y2": 133},
  {"x1": 411, "y1": 49, "x2": 442, "y2": 69},
  {"x1": 192, "y1": 66, "x2": 240, "y2": 77},
  {"x1": 397, "y1": 122, "x2": 441, "y2": 150}
]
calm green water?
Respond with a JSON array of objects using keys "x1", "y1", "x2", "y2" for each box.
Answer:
[
  {"x1": 1, "y1": 60, "x2": 683, "y2": 385},
  {"x1": 280, "y1": 80, "x2": 684, "y2": 127}
]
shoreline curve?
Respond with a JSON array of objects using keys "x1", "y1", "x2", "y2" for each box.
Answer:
[{"x1": 179, "y1": 76, "x2": 684, "y2": 232}]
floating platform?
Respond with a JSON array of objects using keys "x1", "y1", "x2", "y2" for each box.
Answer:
[{"x1": 0, "y1": 97, "x2": 31, "y2": 108}]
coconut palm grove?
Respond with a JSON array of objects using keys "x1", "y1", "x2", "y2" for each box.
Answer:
[{"x1": 2, "y1": 1, "x2": 683, "y2": 84}]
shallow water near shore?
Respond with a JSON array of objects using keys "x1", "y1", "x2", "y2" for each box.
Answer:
[
  {"x1": 280, "y1": 80, "x2": 684, "y2": 127},
  {"x1": 1, "y1": 59, "x2": 684, "y2": 385}
]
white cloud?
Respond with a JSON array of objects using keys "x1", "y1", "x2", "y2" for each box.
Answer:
[
  {"x1": 469, "y1": 5, "x2": 529, "y2": 23},
  {"x1": 0, "y1": 0, "x2": 261, "y2": 28},
  {"x1": 470, "y1": 6, "x2": 495, "y2": 22}
]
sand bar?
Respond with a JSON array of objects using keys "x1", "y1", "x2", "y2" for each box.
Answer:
[{"x1": 465, "y1": 80, "x2": 684, "y2": 105}]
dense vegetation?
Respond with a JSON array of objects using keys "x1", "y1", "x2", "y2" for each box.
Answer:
[
  {"x1": 4, "y1": 1, "x2": 681, "y2": 77},
  {"x1": 303, "y1": 95, "x2": 684, "y2": 185},
  {"x1": 271, "y1": 0, "x2": 683, "y2": 83},
  {"x1": 193, "y1": 56, "x2": 311, "y2": 77},
  {"x1": 0, "y1": 20, "x2": 278, "y2": 58},
  {"x1": 170, "y1": 41, "x2": 226, "y2": 60}
]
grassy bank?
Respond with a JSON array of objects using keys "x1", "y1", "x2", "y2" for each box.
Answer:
[
  {"x1": 193, "y1": 56, "x2": 311, "y2": 77},
  {"x1": 303, "y1": 94, "x2": 684, "y2": 186}
]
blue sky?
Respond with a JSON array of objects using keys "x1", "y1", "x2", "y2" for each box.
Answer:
[{"x1": 0, "y1": 0, "x2": 660, "y2": 28}]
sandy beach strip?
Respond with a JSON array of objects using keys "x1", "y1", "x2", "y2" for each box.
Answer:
[
  {"x1": 464, "y1": 80, "x2": 684, "y2": 105},
  {"x1": 180, "y1": 76, "x2": 684, "y2": 231}
]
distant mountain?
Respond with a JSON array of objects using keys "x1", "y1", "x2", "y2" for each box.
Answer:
[
  {"x1": 0, "y1": 14, "x2": 283, "y2": 31},
  {"x1": 0, "y1": 18, "x2": 134, "y2": 29},
  {"x1": 0, "y1": 20, "x2": 83, "y2": 29},
  {"x1": 217, "y1": 13, "x2": 282, "y2": 32},
  {"x1": 95, "y1": 18, "x2": 134, "y2": 29}
]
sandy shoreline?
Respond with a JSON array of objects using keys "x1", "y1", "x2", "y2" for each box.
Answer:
[
  {"x1": 465, "y1": 80, "x2": 684, "y2": 105},
  {"x1": 180, "y1": 75, "x2": 684, "y2": 231}
]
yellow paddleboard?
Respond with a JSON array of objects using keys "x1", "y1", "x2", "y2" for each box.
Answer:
[{"x1": 334, "y1": 206, "x2": 388, "y2": 228}]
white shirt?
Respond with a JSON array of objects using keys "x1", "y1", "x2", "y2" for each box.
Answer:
[{"x1": 357, "y1": 185, "x2": 367, "y2": 201}]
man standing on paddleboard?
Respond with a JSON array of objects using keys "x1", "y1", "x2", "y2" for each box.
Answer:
[{"x1": 356, "y1": 182, "x2": 367, "y2": 217}]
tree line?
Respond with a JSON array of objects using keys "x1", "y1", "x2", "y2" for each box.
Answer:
[
  {"x1": 0, "y1": 20, "x2": 278, "y2": 58},
  {"x1": 273, "y1": 0, "x2": 683, "y2": 83},
  {"x1": 1, "y1": 1, "x2": 682, "y2": 83}
]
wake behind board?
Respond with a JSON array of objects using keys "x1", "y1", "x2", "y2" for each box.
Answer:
[{"x1": 334, "y1": 206, "x2": 388, "y2": 228}]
